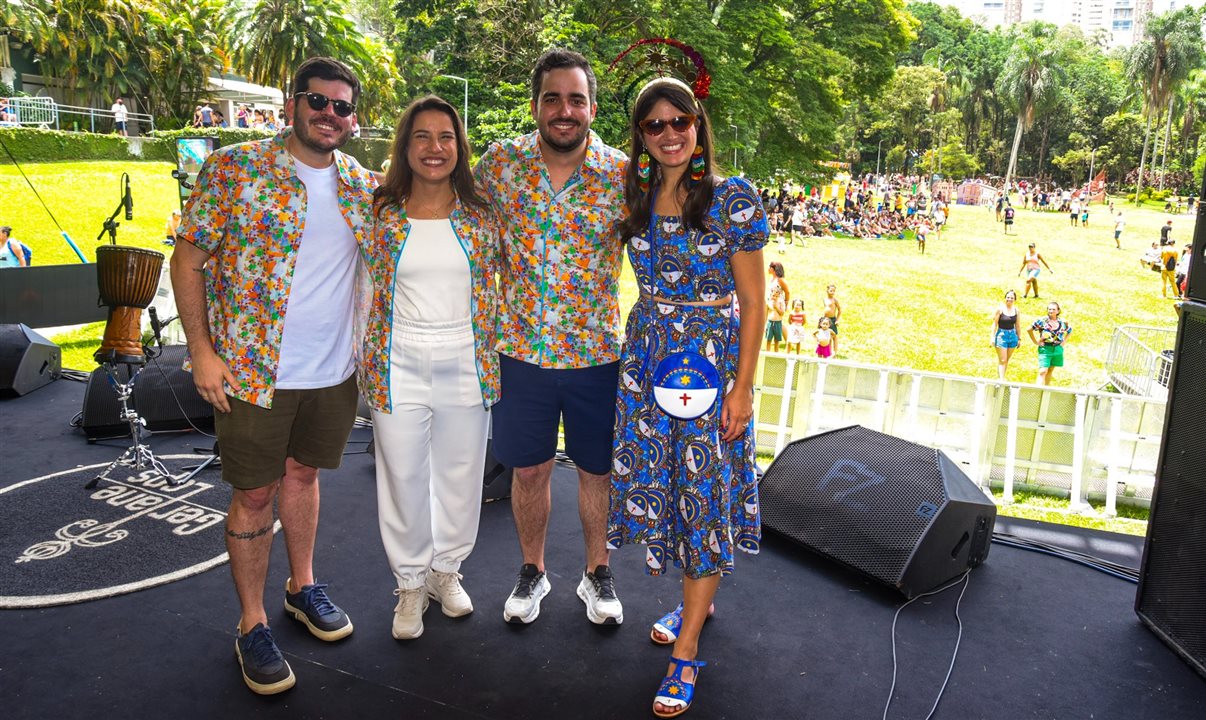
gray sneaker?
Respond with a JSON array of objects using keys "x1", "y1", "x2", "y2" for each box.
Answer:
[
  {"x1": 503, "y1": 563, "x2": 550, "y2": 624},
  {"x1": 576, "y1": 565, "x2": 623, "y2": 625}
]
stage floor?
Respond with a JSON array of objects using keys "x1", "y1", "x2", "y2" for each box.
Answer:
[{"x1": 2, "y1": 377, "x2": 1204, "y2": 720}]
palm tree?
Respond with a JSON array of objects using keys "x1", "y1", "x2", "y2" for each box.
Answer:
[
  {"x1": 143, "y1": 0, "x2": 228, "y2": 128},
  {"x1": 225, "y1": 0, "x2": 371, "y2": 95},
  {"x1": 13, "y1": 0, "x2": 145, "y2": 106},
  {"x1": 1000, "y1": 22, "x2": 1065, "y2": 191},
  {"x1": 1175, "y1": 69, "x2": 1206, "y2": 176},
  {"x1": 1125, "y1": 6, "x2": 1205, "y2": 204}
]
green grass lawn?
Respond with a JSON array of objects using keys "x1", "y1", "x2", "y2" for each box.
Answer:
[
  {"x1": 735, "y1": 198, "x2": 1185, "y2": 388},
  {"x1": 1, "y1": 160, "x2": 185, "y2": 265}
]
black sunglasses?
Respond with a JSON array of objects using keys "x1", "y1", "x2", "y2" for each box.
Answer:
[
  {"x1": 638, "y1": 114, "x2": 697, "y2": 137},
  {"x1": 294, "y1": 92, "x2": 356, "y2": 118}
]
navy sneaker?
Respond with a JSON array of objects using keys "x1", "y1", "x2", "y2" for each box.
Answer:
[
  {"x1": 235, "y1": 623, "x2": 295, "y2": 695},
  {"x1": 284, "y1": 579, "x2": 354, "y2": 641}
]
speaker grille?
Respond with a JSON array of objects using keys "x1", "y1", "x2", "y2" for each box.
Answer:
[
  {"x1": 761, "y1": 426, "x2": 946, "y2": 584},
  {"x1": 1137, "y1": 303, "x2": 1206, "y2": 674}
]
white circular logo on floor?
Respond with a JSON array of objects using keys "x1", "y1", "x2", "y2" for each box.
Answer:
[{"x1": 0, "y1": 456, "x2": 271, "y2": 608}]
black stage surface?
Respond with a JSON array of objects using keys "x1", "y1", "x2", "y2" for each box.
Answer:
[{"x1": 3, "y1": 377, "x2": 1204, "y2": 719}]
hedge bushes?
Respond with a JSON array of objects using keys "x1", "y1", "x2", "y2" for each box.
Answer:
[
  {"x1": 149, "y1": 127, "x2": 393, "y2": 170},
  {"x1": 0, "y1": 126, "x2": 392, "y2": 170},
  {"x1": 0, "y1": 127, "x2": 173, "y2": 163}
]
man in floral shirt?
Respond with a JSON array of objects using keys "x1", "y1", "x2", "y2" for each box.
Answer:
[
  {"x1": 476, "y1": 48, "x2": 628, "y2": 627},
  {"x1": 170, "y1": 57, "x2": 376, "y2": 695}
]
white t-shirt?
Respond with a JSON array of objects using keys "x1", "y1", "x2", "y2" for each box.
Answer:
[
  {"x1": 111, "y1": 103, "x2": 127, "y2": 122},
  {"x1": 393, "y1": 218, "x2": 471, "y2": 323},
  {"x1": 274, "y1": 158, "x2": 358, "y2": 389}
]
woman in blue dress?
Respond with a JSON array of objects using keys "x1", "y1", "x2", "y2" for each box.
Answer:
[{"x1": 606, "y1": 77, "x2": 767, "y2": 718}]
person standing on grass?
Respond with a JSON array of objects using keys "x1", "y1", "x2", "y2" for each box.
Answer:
[
  {"x1": 1002, "y1": 202, "x2": 1016, "y2": 234},
  {"x1": 1028, "y1": 301, "x2": 1071, "y2": 385},
  {"x1": 171, "y1": 57, "x2": 374, "y2": 696},
  {"x1": 1018, "y1": 242, "x2": 1052, "y2": 299},
  {"x1": 1160, "y1": 239, "x2": 1180, "y2": 298},
  {"x1": 990, "y1": 290, "x2": 1022, "y2": 380},
  {"x1": 0, "y1": 226, "x2": 28, "y2": 267},
  {"x1": 822, "y1": 283, "x2": 842, "y2": 356},
  {"x1": 786, "y1": 299, "x2": 808, "y2": 354},
  {"x1": 765, "y1": 261, "x2": 789, "y2": 352},
  {"x1": 814, "y1": 316, "x2": 834, "y2": 359},
  {"x1": 1113, "y1": 211, "x2": 1125, "y2": 249},
  {"x1": 915, "y1": 217, "x2": 929, "y2": 254}
]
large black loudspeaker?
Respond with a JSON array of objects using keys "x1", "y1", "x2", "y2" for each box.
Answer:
[
  {"x1": 760, "y1": 425, "x2": 996, "y2": 598},
  {"x1": 0, "y1": 324, "x2": 61, "y2": 397},
  {"x1": 1184, "y1": 172, "x2": 1206, "y2": 302},
  {"x1": 80, "y1": 344, "x2": 213, "y2": 440},
  {"x1": 1136, "y1": 300, "x2": 1206, "y2": 679}
]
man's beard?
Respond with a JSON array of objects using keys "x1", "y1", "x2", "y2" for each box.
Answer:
[
  {"x1": 538, "y1": 119, "x2": 589, "y2": 154},
  {"x1": 294, "y1": 115, "x2": 352, "y2": 154}
]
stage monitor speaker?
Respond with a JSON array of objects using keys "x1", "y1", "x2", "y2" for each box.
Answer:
[
  {"x1": 1135, "y1": 300, "x2": 1206, "y2": 679},
  {"x1": 0, "y1": 324, "x2": 61, "y2": 398},
  {"x1": 80, "y1": 344, "x2": 213, "y2": 440},
  {"x1": 483, "y1": 438, "x2": 513, "y2": 502},
  {"x1": 1184, "y1": 172, "x2": 1206, "y2": 302},
  {"x1": 760, "y1": 425, "x2": 996, "y2": 598}
]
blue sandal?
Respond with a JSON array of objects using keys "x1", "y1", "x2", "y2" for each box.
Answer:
[
  {"x1": 653, "y1": 656, "x2": 706, "y2": 718},
  {"x1": 650, "y1": 603, "x2": 714, "y2": 645}
]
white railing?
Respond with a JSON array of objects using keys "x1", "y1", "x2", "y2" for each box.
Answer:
[
  {"x1": 752, "y1": 354, "x2": 1166, "y2": 516},
  {"x1": 0, "y1": 97, "x2": 155, "y2": 134},
  {"x1": 1104, "y1": 324, "x2": 1177, "y2": 399},
  {"x1": 2, "y1": 96, "x2": 57, "y2": 128}
]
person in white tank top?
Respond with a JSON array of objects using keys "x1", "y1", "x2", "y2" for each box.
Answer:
[{"x1": 357, "y1": 96, "x2": 501, "y2": 642}]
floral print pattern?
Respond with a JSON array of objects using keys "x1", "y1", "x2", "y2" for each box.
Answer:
[
  {"x1": 178, "y1": 132, "x2": 377, "y2": 408},
  {"x1": 475, "y1": 131, "x2": 627, "y2": 368}
]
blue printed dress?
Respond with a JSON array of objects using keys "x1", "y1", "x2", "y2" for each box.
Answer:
[{"x1": 606, "y1": 177, "x2": 768, "y2": 579}]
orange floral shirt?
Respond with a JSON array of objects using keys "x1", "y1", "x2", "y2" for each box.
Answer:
[
  {"x1": 177, "y1": 132, "x2": 377, "y2": 408},
  {"x1": 476, "y1": 131, "x2": 627, "y2": 368}
]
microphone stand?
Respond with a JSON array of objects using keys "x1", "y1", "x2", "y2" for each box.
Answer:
[{"x1": 96, "y1": 198, "x2": 123, "y2": 245}]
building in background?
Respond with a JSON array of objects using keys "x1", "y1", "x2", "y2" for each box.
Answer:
[{"x1": 940, "y1": 0, "x2": 1203, "y2": 47}]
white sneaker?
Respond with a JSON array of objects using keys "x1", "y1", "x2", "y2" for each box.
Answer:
[
  {"x1": 427, "y1": 570, "x2": 473, "y2": 618},
  {"x1": 391, "y1": 587, "x2": 428, "y2": 640},
  {"x1": 503, "y1": 563, "x2": 551, "y2": 624},
  {"x1": 577, "y1": 565, "x2": 623, "y2": 625}
]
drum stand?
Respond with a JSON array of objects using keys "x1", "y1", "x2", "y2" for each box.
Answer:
[{"x1": 85, "y1": 359, "x2": 179, "y2": 490}]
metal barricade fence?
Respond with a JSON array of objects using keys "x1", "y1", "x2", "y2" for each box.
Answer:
[
  {"x1": 1104, "y1": 325, "x2": 1177, "y2": 399},
  {"x1": 753, "y1": 353, "x2": 1166, "y2": 515},
  {"x1": 5, "y1": 97, "x2": 57, "y2": 128}
]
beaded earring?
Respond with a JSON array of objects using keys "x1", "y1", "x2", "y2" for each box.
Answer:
[
  {"x1": 638, "y1": 151, "x2": 652, "y2": 193},
  {"x1": 690, "y1": 145, "x2": 705, "y2": 181}
]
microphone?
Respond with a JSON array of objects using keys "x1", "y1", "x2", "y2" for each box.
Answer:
[
  {"x1": 123, "y1": 174, "x2": 133, "y2": 221},
  {"x1": 148, "y1": 306, "x2": 162, "y2": 340}
]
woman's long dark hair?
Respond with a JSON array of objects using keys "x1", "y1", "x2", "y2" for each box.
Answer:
[
  {"x1": 618, "y1": 79, "x2": 716, "y2": 240},
  {"x1": 374, "y1": 95, "x2": 484, "y2": 218}
]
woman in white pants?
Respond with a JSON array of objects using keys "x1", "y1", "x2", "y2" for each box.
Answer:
[{"x1": 357, "y1": 95, "x2": 500, "y2": 640}]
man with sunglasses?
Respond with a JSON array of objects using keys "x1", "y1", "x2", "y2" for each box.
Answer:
[
  {"x1": 476, "y1": 48, "x2": 628, "y2": 627},
  {"x1": 171, "y1": 56, "x2": 376, "y2": 695}
]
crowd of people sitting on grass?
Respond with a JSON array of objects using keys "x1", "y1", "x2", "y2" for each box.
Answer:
[{"x1": 758, "y1": 181, "x2": 947, "y2": 245}]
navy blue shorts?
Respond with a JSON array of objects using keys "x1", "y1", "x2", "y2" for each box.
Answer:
[{"x1": 492, "y1": 354, "x2": 619, "y2": 475}]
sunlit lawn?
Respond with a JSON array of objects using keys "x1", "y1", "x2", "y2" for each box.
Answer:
[{"x1": 718, "y1": 197, "x2": 1185, "y2": 389}]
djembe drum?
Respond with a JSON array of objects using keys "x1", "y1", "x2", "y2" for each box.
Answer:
[{"x1": 95, "y1": 245, "x2": 165, "y2": 364}]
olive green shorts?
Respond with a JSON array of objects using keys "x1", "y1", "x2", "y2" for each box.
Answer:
[{"x1": 214, "y1": 374, "x2": 358, "y2": 490}]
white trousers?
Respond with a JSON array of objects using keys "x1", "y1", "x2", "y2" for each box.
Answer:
[{"x1": 372, "y1": 318, "x2": 489, "y2": 590}]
